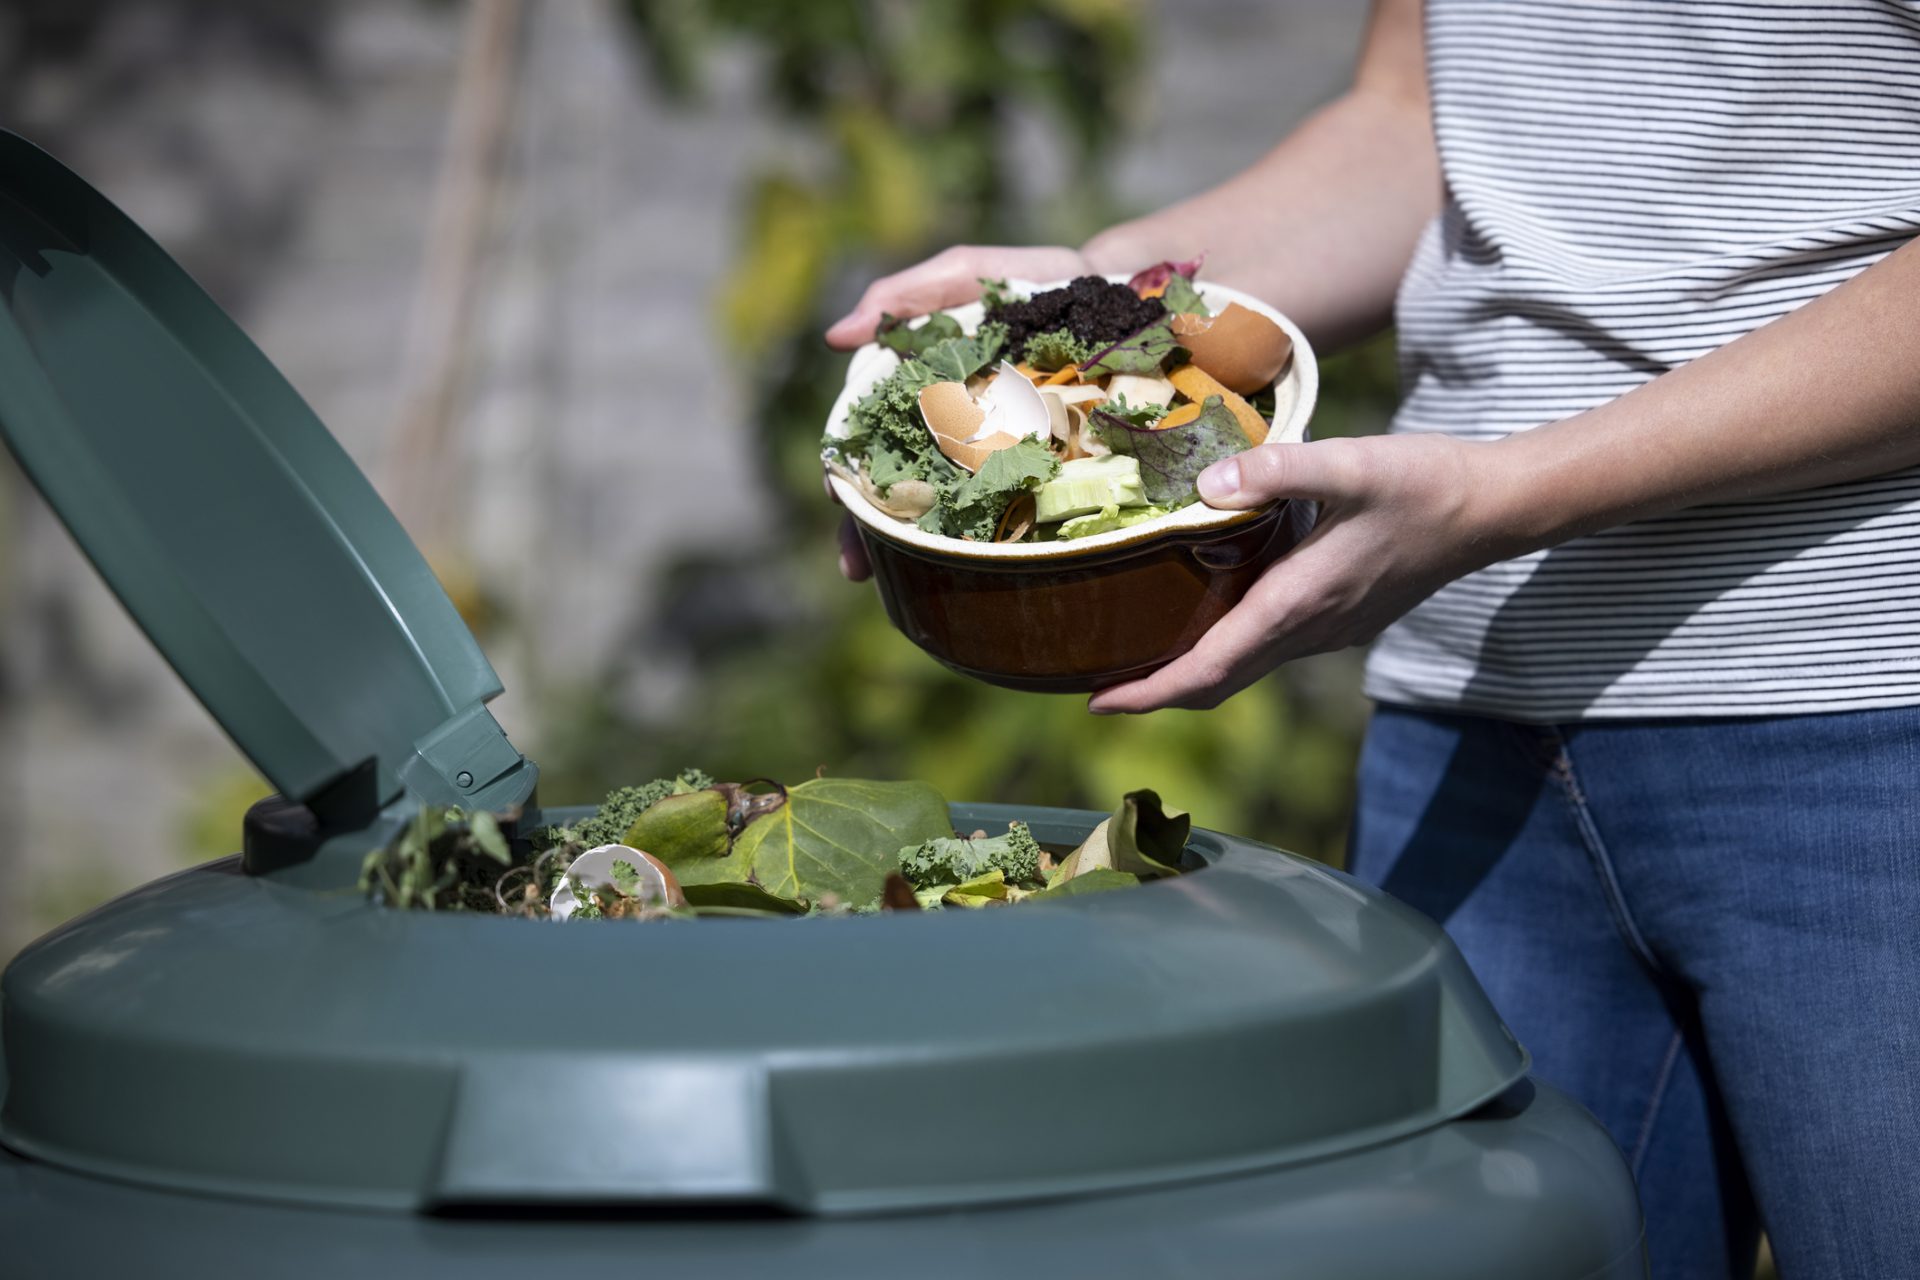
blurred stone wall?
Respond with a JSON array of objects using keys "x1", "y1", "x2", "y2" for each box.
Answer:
[{"x1": 0, "y1": 0, "x2": 1369, "y2": 961}]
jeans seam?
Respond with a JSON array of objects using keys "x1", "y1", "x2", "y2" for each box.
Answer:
[
  {"x1": 1630, "y1": 1029, "x2": 1686, "y2": 1179},
  {"x1": 1539, "y1": 725, "x2": 1668, "y2": 977}
]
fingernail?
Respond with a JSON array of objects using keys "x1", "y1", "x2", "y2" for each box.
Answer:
[{"x1": 1197, "y1": 458, "x2": 1241, "y2": 502}]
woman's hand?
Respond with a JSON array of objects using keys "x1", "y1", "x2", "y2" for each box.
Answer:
[
  {"x1": 824, "y1": 244, "x2": 1091, "y2": 350},
  {"x1": 1087, "y1": 433, "x2": 1516, "y2": 713}
]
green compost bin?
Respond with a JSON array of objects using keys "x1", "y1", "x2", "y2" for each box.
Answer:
[{"x1": 0, "y1": 131, "x2": 1646, "y2": 1279}]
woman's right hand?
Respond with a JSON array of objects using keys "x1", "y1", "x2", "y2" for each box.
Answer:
[
  {"x1": 823, "y1": 244, "x2": 1092, "y2": 350},
  {"x1": 825, "y1": 244, "x2": 1094, "y2": 581}
]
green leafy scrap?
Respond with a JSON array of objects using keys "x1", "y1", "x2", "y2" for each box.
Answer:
[
  {"x1": 899, "y1": 822, "x2": 1043, "y2": 889},
  {"x1": 917, "y1": 322, "x2": 1009, "y2": 383},
  {"x1": 562, "y1": 769, "x2": 715, "y2": 849},
  {"x1": 624, "y1": 787, "x2": 735, "y2": 882},
  {"x1": 1027, "y1": 868, "x2": 1142, "y2": 900},
  {"x1": 1092, "y1": 395, "x2": 1251, "y2": 506},
  {"x1": 734, "y1": 777, "x2": 954, "y2": 904},
  {"x1": 944, "y1": 868, "x2": 1015, "y2": 908},
  {"x1": 1055, "y1": 503, "x2": 1174, "y2": 541},
  {"x1": 1051, "y1": 790, "x2": 1191, "y2": 885},
  {"x1": 359, "y1": 806, "x2": 514, "y2": 912},
  {"x1": 1160, "y1": 273, "x2": 1209, "y2": 317},
  {"x1": 1100, "y1": 392, "x2": 1167, "y2": 430},
  {"x1": 1080, "y1": 317, "x2": 1178, "y2": 377},
  {"x1": 876, "y1": 311, "x2": 963, "y2": 357},
  {"x1": 829, "y1": 327, "x2": 1009, "y2": 506},
  {"x1": 1022, "y1": 327, "x2": 1093, "y2": 372},
  {"x1": 923, "y1": 436, "x2": 1059, "y2": 541},
  {"x1": 681, "y1": 881, "x2": 809, "y2": 915}
]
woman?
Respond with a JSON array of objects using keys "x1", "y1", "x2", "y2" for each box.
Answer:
[{"x1": 826, "y1": 2, "x2": 1920, "y2": 1275}]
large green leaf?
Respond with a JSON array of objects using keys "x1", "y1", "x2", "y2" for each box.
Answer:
[
  {"x1": 1027, "y1": 868, "x2": 1141, "y2": 900},
  {"x1": 735, "y1": 777, "x2": 952, "y2": 904},
  {"x1": 682, "y1": 881, "x2": 808, "y2": 915},
  {"x1": 623, "y1": 789, "x2": 740, "y2": 885},
  {"x1": 1052, "y1": 790, "x2": 1190, "y2": 884},
  {"x1": 1111, "y1": 789, "x2": 1191, "y2": 872}
]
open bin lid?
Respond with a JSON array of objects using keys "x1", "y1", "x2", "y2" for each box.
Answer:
[{"x1": 0, "y1": 131, "x2": 534, "y2": 822}]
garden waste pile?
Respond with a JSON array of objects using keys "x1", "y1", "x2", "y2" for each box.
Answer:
[{"x1": 359, "y1": 772, "x2": 1191, "y2": 921}]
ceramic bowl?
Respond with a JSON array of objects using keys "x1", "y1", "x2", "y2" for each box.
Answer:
[{"x1": 824, "y1": 277, "x2": 1319, "y2": 693}]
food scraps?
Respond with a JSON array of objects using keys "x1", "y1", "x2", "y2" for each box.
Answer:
[
  {"x1": 822, "y1": 263, "x2": 1293, "y2": 546},
  {"x1": 359, "y1": 775, "x2": 1191, "y2": 921}
]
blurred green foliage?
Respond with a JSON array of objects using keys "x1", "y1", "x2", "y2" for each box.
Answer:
[{"x1": 543, "y1": 0, "x2": 1395, "y2": 862}]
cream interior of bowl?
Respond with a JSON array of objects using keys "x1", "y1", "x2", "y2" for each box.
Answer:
[{"x1": 824, "y1": 275, "x2": 1319, "y2": 559}]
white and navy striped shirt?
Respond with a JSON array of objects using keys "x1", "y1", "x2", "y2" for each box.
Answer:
[{"x1": 1366, "y1": 0, "x2": 1920, "y2": 719}]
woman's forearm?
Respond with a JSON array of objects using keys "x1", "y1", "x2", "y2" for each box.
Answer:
[
  {"x1": 1081, "y1": 0, "x2": 1437, "y2": 351},
  {"x1": 1483, "y1": 236, "x2": 1920, "y2": 556}
]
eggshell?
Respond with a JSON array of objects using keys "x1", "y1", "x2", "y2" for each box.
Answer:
[
  {"x1": 1041, "y1": 389, "x2": 1071, "y2": 444},
  {"x1": 971, "y1": 361, "x2": 1051, "y2": 443},
  {"x1": 943, "y1": 431, "x2": 1024, "y2": 472},
  {"x1": 550, "y1": 844, "x2": 687, "y2": 920},
  {"x1": 1039, "y1": 384, "x2": 1107, "y2": 447},
  {"x1": 919, "y1": 381, "x2": 987, "y2": 469},
  {"x1": 1170, "y1": 303, "x2": 1293, "y2": 394},
  {"x1": 921, "y1": 373, "x2": 1046, "y2": 471}
]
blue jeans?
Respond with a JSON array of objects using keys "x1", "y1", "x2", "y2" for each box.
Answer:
[{"x1": 1348, "y1": 704, "x2": 1920, "y2": 1280}]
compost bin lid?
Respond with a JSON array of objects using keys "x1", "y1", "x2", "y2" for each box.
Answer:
[{"x1": 0, "y1": 131, "x2": 534, "y2": 821}]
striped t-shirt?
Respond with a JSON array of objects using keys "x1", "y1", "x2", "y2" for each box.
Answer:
[{"x1": 1365, "y1": 0, "x2": 1920, "y2": 719}]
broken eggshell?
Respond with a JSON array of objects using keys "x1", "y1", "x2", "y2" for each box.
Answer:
[
  {"x1": 968, "y1": 361, "x2": 1052, "y2": 444},
  {"x1": 1038, "y1": 383, "x2": 1105, "y2": 446},
  {"x1": 919, "y1": 373, "x2": 1046, "y2": 473},
  {"x1": 1170, "y1": 304, "x2": 1293, "y2": 395},
  {"x1": 550, "y1": 844, "x2": 687, "y2": 920}
]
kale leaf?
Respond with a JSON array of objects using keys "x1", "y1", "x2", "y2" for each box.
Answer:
[
  {"x1": 876, "y1": 311, "x2": 964, "y2": 358},
  {"x1": 917, "y1": 321, "x2": 1008, "y2": 382},
  {"x1": 1022, "y1": 327, "x2": 1093, "y2": 372},
  {"x1": 922, "y1": 436, "x2": 1059, "y2": 541},
  {"x1": 899, "y1": 822, "x2": 1044, "y2": 889}
]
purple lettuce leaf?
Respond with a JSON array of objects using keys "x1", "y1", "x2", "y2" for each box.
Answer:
[
  {"x1": 1125, "y1": 255, "x2": 1207, "y2": 294},
  {"x1": 1080, "y1": 317, "x2": 1179, "y2": 377},
  {"x1": 1090, "y1": 395, "x2": 1251, "y2": 506}
]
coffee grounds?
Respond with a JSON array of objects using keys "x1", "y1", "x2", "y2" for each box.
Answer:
[{"x1": 986, "y1": 276, "x2": 1166, "y2": 357}]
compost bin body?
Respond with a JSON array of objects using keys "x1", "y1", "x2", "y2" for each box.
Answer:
[
  {"x1": 0, "y1": 1087, "x2": 1642, "y2": 1280},
  {"x1": 0, "y1": 130, "x2": 1644, "y2": 1277},
  {"x1": 1, "y1": 806, "x2": 1645, "y2": 1279}
]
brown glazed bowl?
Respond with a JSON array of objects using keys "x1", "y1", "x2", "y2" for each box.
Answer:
[
  {"x1": 857, "y1": 498, "x2": 1317, "y2": 692},
  {"x1": 826, "y1": 277, "x2": 1319, "y2": 693}
]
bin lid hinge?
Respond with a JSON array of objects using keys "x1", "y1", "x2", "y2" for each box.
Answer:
[{"x1": 397, "y1": 703, "x2": 539, "y2": 814}]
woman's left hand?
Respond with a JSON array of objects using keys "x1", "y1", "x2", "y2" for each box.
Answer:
[{"x1": 1087, "y1": 432, "x2": 1516, "y2": 713}]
